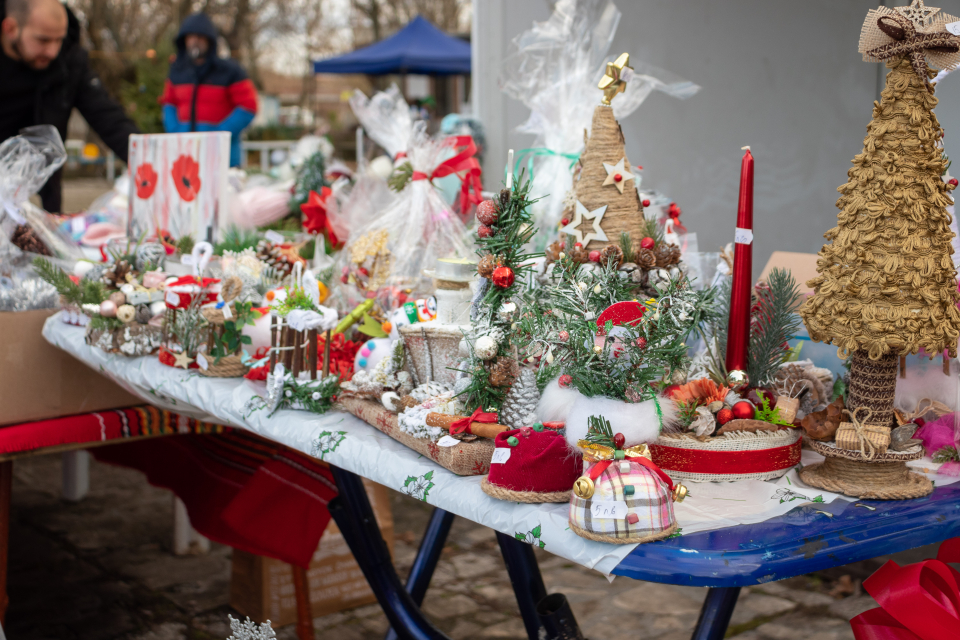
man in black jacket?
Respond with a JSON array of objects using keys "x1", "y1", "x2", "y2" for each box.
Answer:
[{"x1": 0, "y1": 0, "x2": 139, "y2": 212}]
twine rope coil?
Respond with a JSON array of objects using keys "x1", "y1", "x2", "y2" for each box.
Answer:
[
  {"x1": 902, "y1": 397, "x2": 952, "y2": 422},
  {"x1": 842, "y1": 406, "x2": 881, "y2": 460},
  {"x1": 799, "y1": 455, "x2": 932, "y2": 500},
  {"x1": 569, "y1": 520, "x2": 678, "y2": 545},
  {"x1": 480, "y1": 479, "x2": 571, "y2": 504}
]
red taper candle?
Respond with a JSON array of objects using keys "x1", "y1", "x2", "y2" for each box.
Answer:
[{"x1": 725, "y1": 147, "x2": 753, "y2": 380}]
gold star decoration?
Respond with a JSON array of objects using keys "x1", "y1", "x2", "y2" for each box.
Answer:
[
  {"x1": 598, "y1": 53, "x2": 633, "y2": 106},
  {"x1": 895, "y1": 0, "x2": 940, "y2": 28},
  {"x1": 602, "y1": 157, "x2": 635, "y2": 194},
  {"x1": 560, "y1": 200, "x2": 608, "y2": 245},
  {"x1": 173, "y1": 350, "x2": 194, "y2": 369}
]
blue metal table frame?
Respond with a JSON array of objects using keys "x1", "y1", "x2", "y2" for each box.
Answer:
[{"x1": 328, "y1": 466, "x2": 960, "y2": 640}]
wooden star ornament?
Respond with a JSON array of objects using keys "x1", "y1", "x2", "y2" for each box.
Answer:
[
  {"x1": 173, "y1": 350, "x2": 194, "y2": 369},
  {"x1": 602, "y1": 158, "x2": 635, "y2": 194},
  {"x1": 598, "y1": 53, "x2": 633, "y2": 105},
  {"x1": 561, "y1": 200, "x2": 608, "y2": 245}
]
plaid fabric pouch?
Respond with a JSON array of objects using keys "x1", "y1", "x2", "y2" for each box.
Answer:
[{"x1": 569, "y1": 458, "x2": 675, "y2": 540}]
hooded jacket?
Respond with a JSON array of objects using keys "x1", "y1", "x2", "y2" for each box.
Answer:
[
  {"x1": 159, "y1": 14, "x2": 257, "y2": 167},
  {"x1": 0, "y1": 0, "x2": 139, "y2": 212}
]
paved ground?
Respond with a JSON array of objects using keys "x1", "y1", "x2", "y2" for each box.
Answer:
[{"x1": 6, "y1": 451, "x2": 931, "y2": 640}]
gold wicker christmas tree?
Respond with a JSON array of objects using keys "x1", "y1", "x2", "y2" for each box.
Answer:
[
  {"x1": 799, "y1": 1, "x2": 960, "y2": 499},
  {"x1": 562, "y1": 53, "x2": 646, "y2": 252}
]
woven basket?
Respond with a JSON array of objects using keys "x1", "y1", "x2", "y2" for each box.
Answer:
[
  {"x1": 86, "y1": 323, "x2": 162, "y2": 356},
  {"x1": 799, "y1": 440, "x2": 931, "y2": 500},
  {"x1": 198, "y1": 354, "x2": 249, "y2": 378},
  {"x1": 650, "y1": 429, "x2": 802, "y2": 483}
]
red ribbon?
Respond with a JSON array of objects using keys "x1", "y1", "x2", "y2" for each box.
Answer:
[
  {"x1": 449, "y1": 407, "x2": 498, "y2": 435},
  {"x1": 300, "y1": 187, "x2": 341, "y2": 248},
  {"x1": 851, "y1": 538, "x2": 960, "y2": 640},
  {"x1": 588, "y1": 455, "x2": 675, "y2": 493},
  {"x1": 650, "y1": 438, "x2": 801, "y2": 475},
  {"x1": 409, "y1": 135, "x2": 482, "y2": 214}
]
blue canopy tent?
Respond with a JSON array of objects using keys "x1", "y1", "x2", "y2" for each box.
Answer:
[{"x1": 312, "y1": 16, "x2": 470, "y2": 75}]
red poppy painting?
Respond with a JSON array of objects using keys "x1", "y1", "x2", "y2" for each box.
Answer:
[
  {"x1": 134, "y1": 163, "x2": 158, "y2": 199},
  {"x1": 172, "y1": 155, "x2": 202, "y2": 202}
]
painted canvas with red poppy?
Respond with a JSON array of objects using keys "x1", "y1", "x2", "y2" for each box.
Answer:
[{"x1": 127, "y1": 132, "x2": 231, "y2": 245}]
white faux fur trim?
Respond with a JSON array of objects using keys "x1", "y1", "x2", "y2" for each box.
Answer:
[
  {"x1": 534, "y1": 378, "x2": 583, "y2": 423},
  {"x1": 565, "y1": 394, "x2": 678, "y2": 449}
]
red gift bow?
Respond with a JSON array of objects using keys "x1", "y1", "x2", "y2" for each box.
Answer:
[
  {"x1": 587, "y1": 454, "x2": 676, "y2": 493},
  {"x1": 300, "y1": 187, "x2": 341, "y2": 248},
  {"x1": 449, "y1": 407, "x2": 499, "y2": 435},
  {"x1": 410, "y1": 135, "x2": 482, "y2": 214},
  {"x1": 850, "y1": 537, "x2": 960, "y2": 640}
]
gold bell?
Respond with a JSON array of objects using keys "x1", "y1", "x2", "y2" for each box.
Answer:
[
  {"x1": 573, "y1": 476, "x2": 595, "y2": 500},
  {"x1": 672, "y1": 483, "x2": 688, "y2": 503}
]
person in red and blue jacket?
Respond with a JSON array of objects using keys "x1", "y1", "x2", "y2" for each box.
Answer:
[{"x1": 159, "y1": 13, "x2": 257, "y2": 167}]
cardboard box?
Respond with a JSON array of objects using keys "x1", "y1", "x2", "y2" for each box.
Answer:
[
  {"x1": 230, "y1": 480, "x2": 394, "y2": 627},
  {"x1": 0, "y1": 309, "x2": 142, "y2": 426},
  {"x1": 758, "y1": 251, "x2": 820, "y2": 295}
]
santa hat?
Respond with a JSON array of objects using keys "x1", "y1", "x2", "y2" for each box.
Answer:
[{"x1": 481, "y1": 425, "x2": 583, "y2": 503}]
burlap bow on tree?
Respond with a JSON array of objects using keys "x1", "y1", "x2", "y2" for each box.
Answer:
[{"x1": 860, "y1": 4, "x2": 960, "y2": 89}]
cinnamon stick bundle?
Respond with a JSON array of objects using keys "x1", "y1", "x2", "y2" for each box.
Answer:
[{"x1": 425, "y1": 413, "x2": 509, "y2": 439}]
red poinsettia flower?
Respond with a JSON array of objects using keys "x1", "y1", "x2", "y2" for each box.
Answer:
[
  {"x1": 300, "y1": 187, "x2": 341, "y2": 247},
  {"x1": 134, "y1": 163, "x2": 158, "y2": 199},
  {"x1": 171, "y1": 155, "x2": 202, "y2": 202}
]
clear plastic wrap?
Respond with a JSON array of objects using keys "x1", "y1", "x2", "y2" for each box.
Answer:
[
  {"x1": 0, "y1": 125, "x2": 83, "y2": 261},
  {"x1": 500, "y1": 0, "x2": 700, "y2": 250},
  {"x1": 349, "y1": 85, "x2": 413, "y2": 161},
  {"x1": 330, "y1": 122, "x2": 473, "y2": 312}
]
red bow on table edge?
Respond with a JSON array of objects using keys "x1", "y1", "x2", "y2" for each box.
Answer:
[
  {"x1": 850, "y1": 537, "x2": 960, "y2": 640},
  {"x1": 449, "y1": 407, "x2": 499, "y2": 435},
  {"x1": 410, "y1": 135, "x2": 482, "y2": 215},
  {"x1": 300, "y1": 187, "x2": 341, "y2": 248}
]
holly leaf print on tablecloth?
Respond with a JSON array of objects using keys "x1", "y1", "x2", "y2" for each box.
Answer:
[
  {"x1": 313, "y1": 430, "x2": 346, "y2": 460},
  {"x1": 401, "y1": 470, "x2": 435, "y2": 501},
  {"x1": 515, "y1": 524, "x2": 545, "y2": 549}
]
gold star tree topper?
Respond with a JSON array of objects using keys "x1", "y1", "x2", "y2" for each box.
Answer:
[{"x1": 598, "y1": 53, "x2": 633, "y2": 105}]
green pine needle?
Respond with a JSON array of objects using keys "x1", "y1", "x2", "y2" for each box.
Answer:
[{"x1": 585, "y1": 415, "x2": 616, "y2": 448}]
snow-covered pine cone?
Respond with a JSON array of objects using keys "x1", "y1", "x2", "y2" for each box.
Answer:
[
  {"x1": 600, "y1": 244, "x2": 624, "y2": 268},
  {"x1": 478, "y1": 254, "x2": 497, "y2": 278},
  {"x1": 637, "y1": 248, "x2": 657, "y2": 269},
  {"x1": 488, "y1": 356, "x2": 518, "y2": 387},
  {"x1": 654, "y1": 243, "x2": 681, "y2": 267},
  {"x1": 545, "y1": 240, "x2": 565, "y2": 264}
]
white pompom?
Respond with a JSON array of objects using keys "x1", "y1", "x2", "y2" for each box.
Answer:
[
  {"x1": 534, "y1": 377, "x2": 582, "y2": 424},
  {"x1": 381, "y1": 391, "x2": 401, "y2": 412},
  {"x1": 564, "y1": 394, "x2": 678, "y2": 449}
]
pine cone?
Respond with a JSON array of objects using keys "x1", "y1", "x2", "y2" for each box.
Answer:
[
  {"x1": 599, "y1": 244, "x2": 623, "y2": 268},
  {"x1": 103, "y1": 260, "x2": 132, "y2": 288},
  {"x1": 637, "y1": 248, "x2": 657, "y2": 269},
  {"x1": 478, "y1": 254, "x2": 497, "y2": 278},
  {"x1": 498, "y1": 188, "x2": 512, "y2": 209},
  {"x1": 655, "y1": 243, "x2": 681, "y2": 267},
  {"x1": 545, "y1": 240, "x2": 565, "y2": 264},
  {"x1": 568, "y1": 246, "x2": 589, "y2": 264},
  {"x1": 500, "y1": 368, "x2": 540, "y2": 428},
  {"x1": 488, "y1": 356, "x2": 518, "y2": 387},
  {"x1": 11, "y1": 225, "x2": 51, "y2": 255}
]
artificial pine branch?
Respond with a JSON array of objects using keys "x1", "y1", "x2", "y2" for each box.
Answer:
[
  {"x1": 32, "y1": 257, "x2": 107, "y2": 305},
  {"x1": 585, "y1": 414, "x2": 616, "y2": 448},
  {"x1": 618, "y1": 232, "x2": 635, "y2": 264},
  {"x1": 747, "y1": 267, "x2": 802, "y2": 386}
]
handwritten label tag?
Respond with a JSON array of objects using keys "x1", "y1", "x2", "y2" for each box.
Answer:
[
  {"x1": 222, "y1": 304, "x2": 232, "y2": 320},
  {"x1": 590, "y1": 501, "x2": 629, "y2": 520},
  {"x1": 165, "y1": 291, "x2": 180, "y2": 307},
  {"x1": 437, "y1": 435, "x2": 459, "y2": 447},
  {"x1": 265, "y1": 230, "x2": 285, "y2": 244},
  {"x1": 180, "y1": 253, "x2": 196, "y2": 265},
  {"x1": 947, "y1": 21, "x2": 960, "y2": 35},
  {"x1": 734, "y1": 227, "x2": 754, "y2": 245},
  {"x1": 491, "y1": 448, "x2": 511, "y2": 464},
  {"x1": 196, "y1": 353, "x2": 209, "y2": 370}
]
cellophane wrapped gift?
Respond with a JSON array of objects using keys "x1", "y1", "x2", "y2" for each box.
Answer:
[
  {"x1": 0, "y1": 125, "x2": 84, "y2": 263},
  {"x1": 500, "y1": 0, "x2": 699, "y2": 250},
  {"x1": 330, "y1": 121, "x2": 472, "y2": 312}
]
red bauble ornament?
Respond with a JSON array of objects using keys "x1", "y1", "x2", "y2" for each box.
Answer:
[
  {"x1": 478, "y1": 225, "x2": 494, "y2": 238},
  {"x1": 635, "y1": 336, "x2": 647, "y2": 349},
  {"x1": 561, "y1": 217, "x2": 570, "y2": 226},
  {"x1": 477, "y1": 199, "x2": 499, "y2": 225},
  {"x1": 642, "y1": 199, "x2": 651, "y2": 208},
  {"x1": 588, "y1": 250, "x2": 601, "y2": 262},
  {"x1": 614, "y1": 173, "x2": 622, "y2": 183},
  {"x1": 716, "y1": 408, "x2": 734, "y2": 425},
  {"x1": 574, "y1": 242, "x2": 582, "y2": 249},
  {"x1": 558, "y1": 374, "x2": 572, "y2": 388},
  {"x1": 950, "y1": 178, "x2": 959, "y2": 187},
  {"x1": 340, "y1": 274, "x2": 349, "y2": 284},
  {"x1": 492, "y1": 266, "x2": 515, "y2": 288},
  {"x1": 558, "y1": 331, "x2": 569, "y2": 342},
  {"x1": 640, "y1": 237, "x2": 655, "y2": 249},
  {"x1": 613, "y1": 433, "x2": 625, "y2": 450},
  {"x1": 731, "y1": 401, "x2": 755, "y2": 420}
]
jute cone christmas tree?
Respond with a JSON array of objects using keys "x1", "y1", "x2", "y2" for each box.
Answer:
[
  {"x1": 563, "y1": 53, "x2": 646, "y2": 252},
  {"x1": 800, "y1": 2, "x2": 960, "y2": 499}
]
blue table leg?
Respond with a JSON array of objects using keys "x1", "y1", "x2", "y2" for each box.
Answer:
[
  {"x1": 496, "y1": 531, "x2": 548, "y2": 640},
  {"x1": 384, "y1": 508, "x2": 456, "y2": 640},
  {"x1": 690, "y1": 587, "x2": 741, "y2": 640},
  {"x1": 328, "y1": 465, "x2": 451, "y2": 640}
]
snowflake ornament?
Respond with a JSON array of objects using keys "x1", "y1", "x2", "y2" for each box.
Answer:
[
  {"x1": 226, "y1": 615, "x2": 276, "y2": 640},
  {"x1": 895, "y1": 0, "x2": 940, "y2": 28}
]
